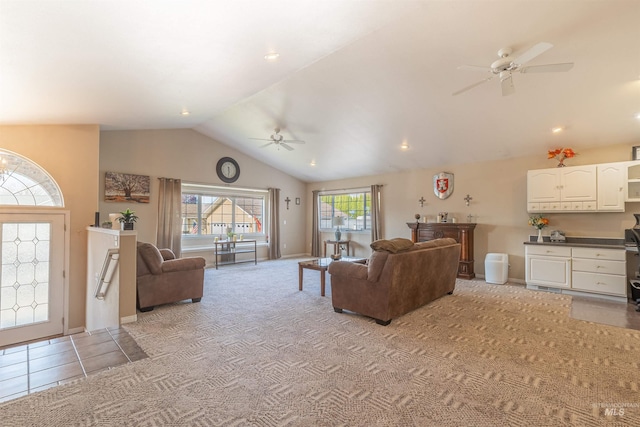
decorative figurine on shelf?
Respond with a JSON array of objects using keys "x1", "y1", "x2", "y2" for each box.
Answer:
[{"x1": 415, "y1": 213, "x2": 421, "y2": 224}]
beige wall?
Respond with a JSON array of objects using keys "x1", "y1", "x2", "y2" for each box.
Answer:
[
  {"x1": 99, "y1": 129, "x2": 307, "y2": 256},
  {"x1": 307, "y1": 142, "x2": 640, "y2": 281},
  {"x1": 0, "y1": 125, "x2": 100, "y2": 331}
]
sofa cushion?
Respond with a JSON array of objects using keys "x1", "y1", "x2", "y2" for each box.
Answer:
[
  {"x1": 367, "y1": 250, "x2": 389, "y2": 282},
  {"x1": 370, "y1": 238, "x2": 414, "y2": 253},
  {"x1": 137, "y1": 242, "x2": 164, "y2": 275}
]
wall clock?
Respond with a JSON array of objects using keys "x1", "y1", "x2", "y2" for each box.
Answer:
[{"x1": 216, "y1": 157, "x2": 240, "y2": 183}]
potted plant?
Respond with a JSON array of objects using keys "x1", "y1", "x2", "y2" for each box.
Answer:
[{"x1": 117, "y1": 208, "x2": 138, "y2": 230}]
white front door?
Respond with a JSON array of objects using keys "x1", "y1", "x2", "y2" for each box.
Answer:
[{"x1": 0, "y1": 212, "x2": 65, "y2": 347}]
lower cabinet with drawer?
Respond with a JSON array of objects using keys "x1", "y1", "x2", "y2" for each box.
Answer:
[
  {"x1": 525, "y1": 245, "x2": 572, "y2": 289},
  {"x1": 525, "y1": 244, "x2": 626, "y2": 298},
  {"x1": 571, "y1": 247, "x2": 626, "y2": 296}
]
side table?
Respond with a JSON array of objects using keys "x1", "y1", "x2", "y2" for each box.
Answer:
[
  {"x1": 323, "y1": 240, "x2": 350, "y2": 257},
  {"x1": 298, "y1": 256, "x2": 365, "y2": 296}
]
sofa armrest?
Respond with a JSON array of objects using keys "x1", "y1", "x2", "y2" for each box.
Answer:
[
  {"x1": 328, "y1": 261, "x2": 368, "y2": 280},
  {"x1": 159, "y1": 249, "x2": 176, "y2": 260},
  {"x1": 161, "y1": 257, "x2": 206, "y2": 273}
]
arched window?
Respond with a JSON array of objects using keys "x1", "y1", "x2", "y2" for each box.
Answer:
[{"x1": 0, "y1": 149, "x2": 64, "y2": 207}]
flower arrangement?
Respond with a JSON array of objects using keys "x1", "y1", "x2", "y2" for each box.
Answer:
[
  {"x1": 548, "y1": 148, "x2": 577, "y2": 167},
  {"x1": 528, "y1": 215, "x2": 549, "y2": 230}
]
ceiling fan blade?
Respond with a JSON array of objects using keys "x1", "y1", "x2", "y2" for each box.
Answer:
[
  {"x1": 259, "y1": 142, "x2": 274, "y2": 148},
  {"x1": 452, "y1": 76, "x2": 494, "y2": 96},
  {"x1": 280, "y1": 143, "x2": 295, "y2": 151},
  {"x1": 520, "y1": 62, "x2": 574, "y2": 73},
  {"x1": 457, "y1": 65, "x2": 492, "y2": 73},
  {"x1": 282, "y1": 139, "x2": 305, "y2": 144},
  {"x1": 249, "y1": 137, "x2": 271, "y2": 141},
  {"x1": 501, "y1": 73, "x2": 515, "y2": 96},
  {"x1": 513, "y1": 42, "x2": 553, "y2": 65}
]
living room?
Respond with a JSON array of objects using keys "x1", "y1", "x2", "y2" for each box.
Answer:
[{"x1": 1, "y1": 0, "x2": 640, "y2": 424}]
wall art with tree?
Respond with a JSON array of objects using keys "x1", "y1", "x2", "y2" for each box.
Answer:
[{"x1": 104, "y1": 172, "x2": 150, "y2": 203}]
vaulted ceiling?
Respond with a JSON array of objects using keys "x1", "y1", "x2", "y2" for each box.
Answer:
[{"x1": 1, "y1": 1, "x2": 639, "y2": 182}]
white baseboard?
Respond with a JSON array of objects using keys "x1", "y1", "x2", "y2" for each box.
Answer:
[
  {"x1": 67, "y1": 326, "x2": 85, "y2": 335},
  {"x1": 121, "y1": 315, "x2": 137, "y2": 324}
]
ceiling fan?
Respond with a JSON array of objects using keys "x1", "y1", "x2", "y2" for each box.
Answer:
[
  {"x1": 249, "y1": 128, "x2": 306, "y2": 151},
  {"x1": 452, "y1": 42, "x2": 573, "y2": 97}
]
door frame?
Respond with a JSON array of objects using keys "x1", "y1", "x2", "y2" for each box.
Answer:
[{"x1": 0, "y1": 207, "x2": 70, "y2": 344}]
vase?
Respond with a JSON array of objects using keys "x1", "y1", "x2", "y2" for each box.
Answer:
[
  {"x1": 537, "y1": 229, "x2": 543, "y2": 242},
  {"x1": 557, "y1": 160, "x2": 565, "y2": 167}
]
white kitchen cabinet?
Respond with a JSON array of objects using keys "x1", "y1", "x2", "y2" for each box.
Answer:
[
  {"x1": 527, "y1": 165, "x2": 596, "y2": 212},
  {"x1": 525, "y1": 244, "x2": 627, "y2": 299},
  {"x1": 625, "y1": 161, "x2": 640, "y2": 202},
  {"x1": 597, "y1": 163, "x2": 625, "y2": 211},
  {"x1": 525, "y1": 245, "x2": 571, "y2": 289},
  {"x1": 571, "y1": 247, "x2": 626, "y2": 296}
]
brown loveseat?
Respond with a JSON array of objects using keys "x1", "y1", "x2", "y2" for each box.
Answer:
[
  {"x1": 328, "y1": 237, "x2": 461, "y2": 325},
  {"x1": 136, "y1": 242, "x2": 206, "y2": 312}
]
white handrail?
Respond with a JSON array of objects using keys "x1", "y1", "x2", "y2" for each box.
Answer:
[{"x1": 95, "y1": 248, "x2": 120, "y2": 300}]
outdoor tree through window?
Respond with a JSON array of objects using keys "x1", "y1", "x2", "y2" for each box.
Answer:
[{"x1": 319, "y1": 191, "x2": 371, "y2": 231}]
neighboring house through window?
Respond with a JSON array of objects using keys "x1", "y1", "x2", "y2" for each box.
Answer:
[{"x1": 181, "y1": 183, "x2": 267, "y2": 246}]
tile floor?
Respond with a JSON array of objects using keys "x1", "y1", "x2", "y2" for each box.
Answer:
[
  {"x1": 570, "y1": 296, "x2": 640, "y2": 330},
  {"x1": 0, "y1": 327, "x2": 147, "y2": 403}
]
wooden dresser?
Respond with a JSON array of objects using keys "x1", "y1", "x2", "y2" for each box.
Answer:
[{"x1": 407, "y1": 222, "x2": 476, "y2": 279}]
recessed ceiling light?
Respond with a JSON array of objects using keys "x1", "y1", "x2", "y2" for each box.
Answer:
[
  {"x1": 180, "y1": 110, "x2": 190, "y2": 116},
  {"x1": 264, "y1": 52, "x2": 280, "y2": 61},
  {"x1": 635, "y1": 112, "x2": 640, "y2": 120},
  {"x1": 551, "y1": 126, "x2": 564, "y2": 133},
  {"x1": 400, "y1": 142, "x2": 410, "y2": 150},
  {"x1": 310, "y1": 160, "x2": 316, "y2": 166}
]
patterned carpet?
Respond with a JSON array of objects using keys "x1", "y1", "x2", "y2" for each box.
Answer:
[{"x1": 2, "y1": 258, "x2": 640, "y2": 426}]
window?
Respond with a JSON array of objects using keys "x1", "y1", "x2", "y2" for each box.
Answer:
[
  {"x1": 0, "y1": 150, "x2": 64, "y2": 207},
  {"x1": 181, "y1": 184, "x2": 266, "y2": 240},
  {"x1": 319, "y1": 190, "x2": 371, "y2": 231}
]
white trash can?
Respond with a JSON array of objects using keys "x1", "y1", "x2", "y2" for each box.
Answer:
[{"x1": 485, "y1": 253, "x2": 508, "y2": 284}]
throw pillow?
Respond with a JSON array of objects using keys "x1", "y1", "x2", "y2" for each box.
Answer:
[{"x1": 370, "y1": 238, "x2": 415, "y2": 253}]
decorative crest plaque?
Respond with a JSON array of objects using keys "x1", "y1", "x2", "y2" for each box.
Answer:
[{"x1": 433, "y1": 172, "x2": 454, "y2": 200}]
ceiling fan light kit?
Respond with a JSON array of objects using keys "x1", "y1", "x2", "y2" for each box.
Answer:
[
  {"x1": 249, "y1": 128, "x2": 306, "y2": 151},
  {"x1": 453, "y1": 42, "x2": 574, "y2": 97}
]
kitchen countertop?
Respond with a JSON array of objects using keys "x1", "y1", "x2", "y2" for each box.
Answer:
[{"x1": 524, "y1": 236, "x2": 626, "y2": 250}]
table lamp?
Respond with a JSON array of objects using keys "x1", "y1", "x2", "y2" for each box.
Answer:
[{"x1": 332, "y1": 216, "x2": 345, "y2": 241}]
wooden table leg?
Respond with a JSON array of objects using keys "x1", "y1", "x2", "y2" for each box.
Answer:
[
  {"x1": 298, "y1": 265, "x2": 303, "y2": 291},
  {"x1": 320, "y1": 270, "x2": 326, "y2": 296}
]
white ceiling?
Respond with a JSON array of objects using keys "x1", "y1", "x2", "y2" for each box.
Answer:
[{"x1": 1, "y1": 0, "x2": 639, "y2": 182}]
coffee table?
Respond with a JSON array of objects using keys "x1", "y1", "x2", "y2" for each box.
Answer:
[{"x1": 298, "y1": 256, "x2": 366, "y2": 296}]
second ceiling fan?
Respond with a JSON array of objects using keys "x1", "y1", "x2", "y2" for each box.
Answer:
[
  {"x1": 453, "y1": 42, "x2": 574, "y2": 97},
  {"x1": 250, "y1": 128, "x2": 306, "y2": 151}
]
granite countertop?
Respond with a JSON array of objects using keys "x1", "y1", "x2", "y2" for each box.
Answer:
[{"x1": 524, "y1": 236, "x2": 625, "y2": 250}]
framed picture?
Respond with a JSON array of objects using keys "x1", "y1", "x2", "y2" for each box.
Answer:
[
  {"x1": 105, "y1": 172, "x2": 150, "y2": 203},
  {"x1": 633, "y1": 146, "x2": 640, "y2": 161},
  {"x1": 295, "y1": 197, "x2": 301, "y2": 205}
]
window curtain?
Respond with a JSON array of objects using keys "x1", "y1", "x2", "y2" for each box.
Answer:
[
  {"x1": 370, "y1": 184, "x2": 382, "y2": 242},
  {"x1": 268, "y1": 188, "x2": 281, "y2": 259},
  {"x1": 157, "y1": 177, "x2": 182, "y2": 257},
  {"x1": 311, "y1": 190, "x2": 320, "y2": 256}
]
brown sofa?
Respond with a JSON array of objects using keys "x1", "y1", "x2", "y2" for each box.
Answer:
[
  {"x1": 136, "y1": 242, "x2": 206, "y2": 312},
  {"x1": 328, "y1": 237, "x2": 461, "y2": 325}
]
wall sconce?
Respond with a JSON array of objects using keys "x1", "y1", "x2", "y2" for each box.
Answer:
[
  {"x1": 464, "y1": 194, "x2": 473, "y2": 206},
  {"x1": 418, "y1": 197, "x2": 426, "y2": 208},
  {"x1": 284, "y1": 197, "x2": 291, "y2": 210}
]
